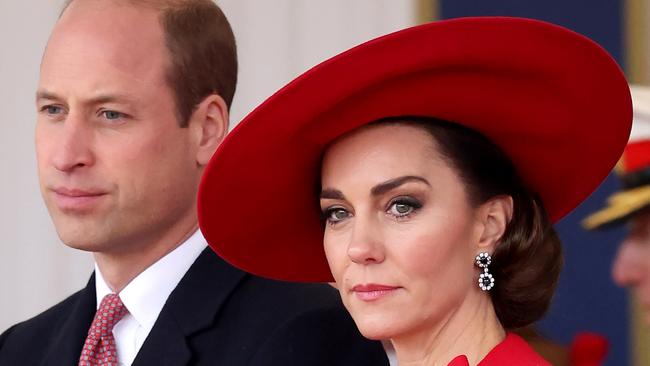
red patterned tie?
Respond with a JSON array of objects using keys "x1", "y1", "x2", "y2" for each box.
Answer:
[{"x1": 78, "y1": 293, "x2": 129, "y2": 366}]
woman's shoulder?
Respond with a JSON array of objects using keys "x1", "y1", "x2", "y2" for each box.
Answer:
[{"x1": 478, "y1": 333, "x2": 551, "y2": 366}]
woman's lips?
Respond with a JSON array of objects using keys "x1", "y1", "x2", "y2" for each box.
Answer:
[{"x1": 351, "y1": 284, "x2": 401, "y2": 302}]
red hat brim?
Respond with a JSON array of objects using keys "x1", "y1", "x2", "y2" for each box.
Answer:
[{"x1": 198, "y1": 17, "x2": 632, "y2": 282}]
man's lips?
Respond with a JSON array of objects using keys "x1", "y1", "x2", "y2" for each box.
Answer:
[
  {"x1": 351, "y1": 284, "x2": 401, "y2": 302},
  {"x1": 53, "y1": 187, "x2": 106, "y2": 196},
  {"x1": 51, "y1": 187, "x2": 107, "y2": 211}
]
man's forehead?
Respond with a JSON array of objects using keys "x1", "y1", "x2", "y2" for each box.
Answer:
[
  {"x1": 42, "y1": 0, "x2": 168, "y2": 81},
  {"x1": 60, "y1": 0, "x2": 169, "y2": 15},
  {"x1": 54, "y1": 0, "x2": 163, "y2": 46},
  {"x1": 60, "y1": 0, "x2": 164, "y2": 18}
]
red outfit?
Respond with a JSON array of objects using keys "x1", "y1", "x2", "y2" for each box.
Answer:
[{"x1": 448, "y1": 333, "x2": 550, "y2": 366}]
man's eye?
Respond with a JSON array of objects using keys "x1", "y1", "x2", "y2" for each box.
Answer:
[
  {"x1": 102, "y1": 110, "x2": 124, "y2": 120},
  {"x1": 42, "y1": 105, "x2": 63, "y2": 115}
]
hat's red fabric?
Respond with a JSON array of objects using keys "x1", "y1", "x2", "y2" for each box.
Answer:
[{"x1": 198, "y1": 17, "x2": 632, "y2": 282}]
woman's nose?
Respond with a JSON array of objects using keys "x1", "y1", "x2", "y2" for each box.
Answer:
[{"x1": 347, "y1": 218, "x2": 385, "y2": 265}]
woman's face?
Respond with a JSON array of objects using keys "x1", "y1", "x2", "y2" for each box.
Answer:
[{"x1": 320, "y1": 124, "x2": 489, "y2": 340}]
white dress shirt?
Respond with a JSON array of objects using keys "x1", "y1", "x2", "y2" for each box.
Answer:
[{"x1": 94, "y1": 229, "x2": 208, "y2": 366}]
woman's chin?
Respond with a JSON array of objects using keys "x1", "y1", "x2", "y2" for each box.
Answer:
[
  {"x1": 352, "y1": 315, "x2": 401, "y2": 340},
  {"x1": 359, "y1": 327, "x2": 394, "y2": 341}
]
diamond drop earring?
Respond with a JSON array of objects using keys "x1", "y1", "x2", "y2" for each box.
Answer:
[{"x1": 475, "y1": 252, "x2": 494, "y2": 291}]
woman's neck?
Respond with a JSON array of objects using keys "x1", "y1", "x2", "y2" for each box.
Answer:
[{"x1": 391, "y1": 294, "x2": 505, "y2": 366}]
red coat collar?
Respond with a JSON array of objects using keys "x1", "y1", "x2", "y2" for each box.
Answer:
[{"x1": 448, "y1": 333, "x2": 550, "y2": 366}]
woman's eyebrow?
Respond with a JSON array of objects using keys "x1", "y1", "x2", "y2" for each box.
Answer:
[
  {"x1": 320, "y1": 188, "x2": 346, "y2": 200},
  {"x1": 320, "y1": 176, "x2": 429, "y2": 200},
  {"x1": 370, "y1": 176, "x2": 430, "y2": 196}
]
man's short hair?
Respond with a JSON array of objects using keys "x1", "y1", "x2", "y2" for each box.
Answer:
[{"x1": 61, "y1": 0, "x2": 237, "y2": 127}]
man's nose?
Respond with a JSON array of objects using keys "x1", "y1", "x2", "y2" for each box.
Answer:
[
  {"x1": 612, "y1": 239, "x2": 645, "y2": 287},
  {"x1": 50, "y1": 113, "x2": 94, "y2": 173},
  {"x1": 347, "y1": 217, "x2": 385, "y2": 265}
]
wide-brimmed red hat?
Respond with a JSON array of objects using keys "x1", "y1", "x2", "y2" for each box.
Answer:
[{"x1": 198, "y1": 17, "x2": 632, "y2": 282}]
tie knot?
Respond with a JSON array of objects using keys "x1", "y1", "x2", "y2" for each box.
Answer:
[
  {"x1": 97, "y1": 293, "x2": 128, "y2": 328},
  {"x1": 78, "y1": 294, "x2": 129, "y2": 365}
]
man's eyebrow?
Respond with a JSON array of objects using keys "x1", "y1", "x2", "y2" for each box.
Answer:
[
  {"x1": 87, "y1": 94, "x2": 137, "y2": 105},
  {"x1": 35, "y1": 90, "x2": 138, "y2": 106},
  {"x1": 370, "y1": 175, "x2": 431, "y2": 196},
  {"x1": 35, "y1": 90, "x2": 62, "y2": 102}
]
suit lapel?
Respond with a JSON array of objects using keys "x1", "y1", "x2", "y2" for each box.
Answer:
[
  {"x1": 42, "y1": 274, "x2": 97, "y2": 366},
  {"x1": 132, "y1": 248, "x2": 247, "y2": 366}
]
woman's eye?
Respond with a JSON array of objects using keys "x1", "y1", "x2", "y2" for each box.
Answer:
[
  {"x1": 389, "y1": 202, "x2": 414, "y2": 216},
  {"x1": 323, "y1": 207, "x2": 351, "y2": 224},
  {"x1": 387, "y1": 198, "x2": 422, "y2": 218}
]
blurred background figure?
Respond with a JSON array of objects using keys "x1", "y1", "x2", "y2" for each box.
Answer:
[{"x1": 583, "y1": 84, "x2": 650, "y2": 357}]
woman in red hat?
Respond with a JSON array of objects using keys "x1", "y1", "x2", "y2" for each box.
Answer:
[{"x1": 198, "y1": 17, "x2": 631, "y2": 365}]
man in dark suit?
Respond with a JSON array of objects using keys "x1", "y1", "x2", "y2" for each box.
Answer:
[{"x1": 0, "y1": 0, "x2": 388, "y2": 365}]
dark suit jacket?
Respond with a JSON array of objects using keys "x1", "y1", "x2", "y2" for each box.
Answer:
[{"x1": 0, "y1": 248, "x2": 388, "y2": 366}]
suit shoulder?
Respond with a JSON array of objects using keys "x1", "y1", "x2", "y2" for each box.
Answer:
[
  {"x1": 228, "y1": 276, "x2": 389, "y2": 365},
  {"x1": 249, "y1": 306, "x2": 389, "y2": 366},
  {"x1": 218, "y1": 276, "x2": 347, "y2": 333},
  {"x1": 238, "y1": 275, "x2": 343, "y2": 311},
  {"x1": 0, "y1": 288, "x2": 85, "y2": 347}
]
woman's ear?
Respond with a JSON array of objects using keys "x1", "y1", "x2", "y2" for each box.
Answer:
[
  {"x1": 188, "y1": 94, "x2": 230, "y2": 166},
  {"x1": 477, "y1": 195, "x2": 513, "y2": 251}
]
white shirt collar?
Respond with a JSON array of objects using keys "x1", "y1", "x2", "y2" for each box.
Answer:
[{"x1": 95, "y1": 229, "x2": 208, "y2": 328}]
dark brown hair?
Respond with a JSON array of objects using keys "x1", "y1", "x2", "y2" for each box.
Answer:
[
  {"x1": 61, "y1": 0, "x2": 237, "y2": 127},
  {"x1": 378, "y1": 117, "x2": 563, "y2": 329}
]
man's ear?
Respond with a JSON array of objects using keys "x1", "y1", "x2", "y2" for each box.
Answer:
[
  {"x1": 188, "y1": 93, "x2": 229, "y2": 166},
  {"x1": 476, "y1": 195, "x2": 513, "y2": 251}
]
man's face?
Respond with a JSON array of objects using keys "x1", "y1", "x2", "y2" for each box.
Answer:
[
  {"x1": 35, "y1": 0, "x2": 201, "y2": 254},
  {"x1": 612, "y1": 210, "x2": 650, "y2": 323}
]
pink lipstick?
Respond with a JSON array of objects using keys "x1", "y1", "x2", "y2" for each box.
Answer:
[{"x1": 351, "y1": 284, "x2": 400, "y2": 302}]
